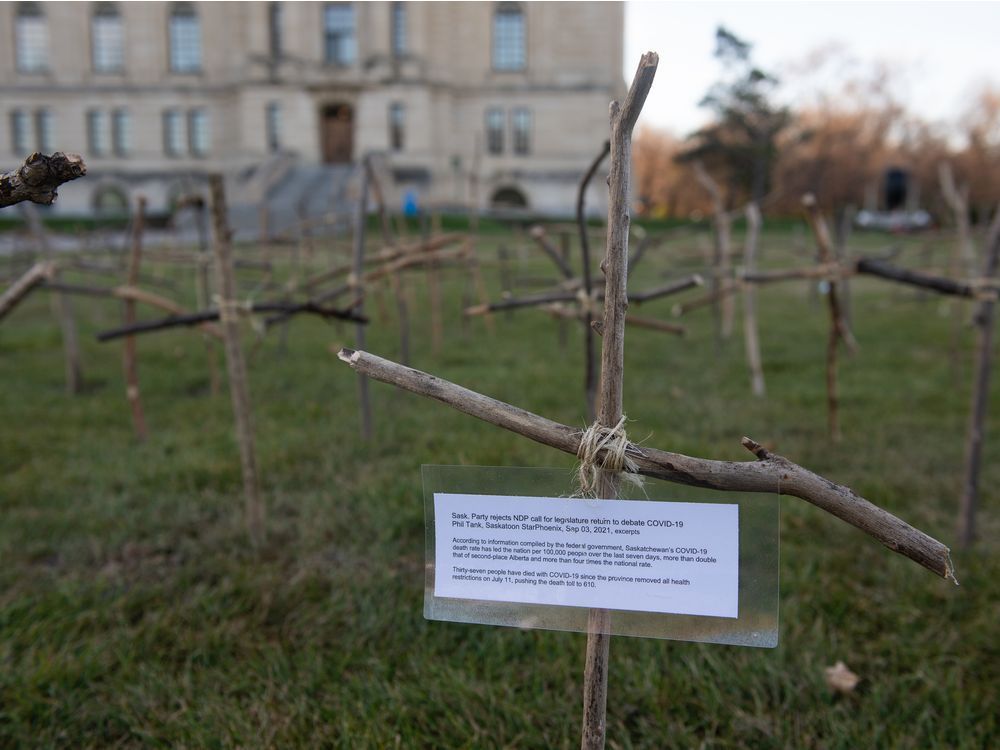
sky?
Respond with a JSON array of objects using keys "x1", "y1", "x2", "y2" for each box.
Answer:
[{"x1": 625, "y1": 1, "x2": 1000, "y2": 136}]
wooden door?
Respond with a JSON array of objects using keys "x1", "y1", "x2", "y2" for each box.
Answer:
[{"x1": 321, "y1": 104, "x2": 353, "y2": 163}]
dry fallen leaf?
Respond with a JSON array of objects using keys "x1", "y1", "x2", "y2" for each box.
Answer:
[{"x1": 824, "y1": 660, "x2": 860, "y2": 694}]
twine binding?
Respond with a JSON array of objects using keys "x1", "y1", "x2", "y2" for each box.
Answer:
[{"x1": 575, "y1": 414, "x2": 645, "y2": 497}]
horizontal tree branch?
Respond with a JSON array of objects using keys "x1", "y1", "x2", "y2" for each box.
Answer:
[
  {"x1": 0, "y1": 152, "x2": 86, "y2": 209},
  {"x1": 0, "y1": 261, "x2": 55, "y2": 321},
  {"x1": 628, "y1": 274, "x2": 704, "y2": 303},
  {"x1": 337, "y1": 348, "x2": 956, "y2": 583},
  {"x1": 855, "y1": 257, "x2": 978, "y2": 298},
  {"x1": 98, "y1": 301, "x2": 367, "y2": 342},
  {"x1": 530, "y1": 226, "x2": 576, "y2": 279},
  {"x1": 40, "y1": 281, "x2": 224, "y2": 340}
]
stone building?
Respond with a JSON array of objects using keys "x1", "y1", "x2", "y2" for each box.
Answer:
[{"x1": 0, "y1": 1, "x2": 624, "y2": 221}]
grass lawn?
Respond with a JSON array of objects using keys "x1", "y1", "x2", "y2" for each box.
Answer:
[{"x1": 1, "y1": 224, "x2": 997, "y2": 748}]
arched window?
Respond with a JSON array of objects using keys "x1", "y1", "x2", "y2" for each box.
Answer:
[
  {"x1": 92, "y1": 3, "x2": 124, "y2": 73},
  {"x1": 491, "y1": 185, "x2": 528, "y2": 209},
  {"x1": 15, "y1": 3, "x2": 49, "y2": 73},
  {"x1": 169, "y1": 3, "x2": 201, "y2": 73},
  {"x1": 92, "y1": 184, "x2": 129, "y2": 217},
  {"x1": 492, "y1": 3, "x2": 525, "y2": 71}
]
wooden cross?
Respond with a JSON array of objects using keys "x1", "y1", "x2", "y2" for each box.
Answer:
[{"x1": 338, "y1": 54, "x2": 955, "y2": 750}]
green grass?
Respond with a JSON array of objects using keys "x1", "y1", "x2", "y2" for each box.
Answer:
[{"x1": 1, "y1": 226, "x2": 997, "y2": 748}]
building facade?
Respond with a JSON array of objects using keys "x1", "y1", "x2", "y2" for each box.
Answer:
[{"x1": 0, "y1": 1, "x2": 624, "y2": 218}]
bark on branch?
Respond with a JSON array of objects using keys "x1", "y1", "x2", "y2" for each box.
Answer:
[
  {"x1": 0, "y1": 261, "x2": 54, "y2": 321},
  {"x1": 337, "y1": 347, "x2": 956, "y2": 583},
  {"x1": 0, "y1": 152, "x2": 86, "y2": 208},
  {"x1": 96, "y1": 301, "x2": 366, "y2": 342}
]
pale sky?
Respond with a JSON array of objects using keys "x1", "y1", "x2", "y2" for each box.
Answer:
[{"x1": 625, "y1": 1, "x2": 1000, "y2": 136}]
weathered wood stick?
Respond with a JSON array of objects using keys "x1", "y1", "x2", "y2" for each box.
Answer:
[
  {"x1": 583, "y1": 50, "x2": 658, "y2": 750},
  {"x1": 577, "y1": 141, "x2": 610, "y2": 421},
  {"x1": 0, "y1": 261, "x2": 54, "y2": 322},
  {"x1": 628, "y1": 274, "x2": 704, "y2": 304},
  {"x1": 958, "y1": 210, "x2": 1000, "y2": 547},
  {"x1": 740, "y1": 264, "x2": 842, "y2": 284},
  {"x1": 530, "y1": 225, "x2": 576, "y2": 279},
  {"x1": 671, "y1": 281, "x2": 742, "y2": 317},
  {"x1": 39, "y1": 282, "x2": 224, "y2": 340},
  {"x1": 0, "y1": 152, "x2": 86, "y2": 208},
  {"x1": 743, "y1": 203, "x2": 766, "y2": 397},
  {"x1": 855, "y1": 258, "x2": 977, "y2": 298},
  {"x1": 462, "y1": 238, "x2": 496, "y2": 335},
  {"x1": 96, "y1": 301, "x2": 365, "y2": 342},
  {"x1": 122, "y1": 197, "x2": 149, "y2": 441},
  {"x1": 694, "y1": 162, "x2": 734, "y2": 341},
  {"x1": 364, "y1": 156, "x2": 411, "y2": 365},
  {"x1": 21, "y1": 203, "x2": 84, "y2": 394},
  {"x1": 466, "y1": 290, "x2": 579, "y2": 316},
  {"x1": 543, "y1": 304, "x2": 686, "y2": 338},
  {"x1": 803, "y1": 195, "x2": 855, "y2": 442},
  {"x1": 467, "y1": 277, "x2": 702, "y2": 317},
  {"x1": 803, "y1": 195, "x2": 858, "y2": 352},
  {"x1": 939, "y1": 162, "x2": 977, "y2": 277},
  {"x1": 301, "y1": 234, "x2": 462, "y2": 291},
  {"x1": 192, "y1": 198, "x2": 221, "y2": 396},
  {"x1": 337, "y1": 347, "x2": 956, "y2": 583},
  {"x1": 209, "y1": 174, "x2": 265, "y2": 547},
  {"x1": 353, "y1": 161, "x2": 374, "y2": 440}
]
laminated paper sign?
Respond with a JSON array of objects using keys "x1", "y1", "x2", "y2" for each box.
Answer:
[
  {"x1": 423, "y1": 466, "x2": 780, "y2": 647},
  {"x1": 435, "y1": 493, "x2": 739, "y2": 618}
]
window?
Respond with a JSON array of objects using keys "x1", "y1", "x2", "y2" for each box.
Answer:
[
  {"x1": 493, "y1": 3, "x2": 525, "y2": 71},
  {"x1": 486, "y1": 108, "x2": 504, "y2": 155},
  {"x1": 87, "y1": 110, "x2": 108, "y2": 156},
  {"x1": 389, "y1": 102, "x2": 405, "y2": 151},
  {"x1": 265, "y1": 102, "x2": 281, "y2": 152},
  {"x1": 268, "y1": 2, "x2": 282, "y2": 58},
  {"x1": 92, "y1": 3, "x2": 124, "y2": 73},
  {"x1": 169, "y1": 3, "x2": 201, "y2": 73},
  {"x1": 188, "y1": 108, "x2": 210, "y2": 156},
  {"x1": 93, "y1": 185, "x2": 128, "y2": 216},
  {"x1": 112, "y1": 109, "x2": 131, "y2": 156},
  {"x1": 512, "y1": 108, "x2": 531, "y2": 155},
  {"x1": 391, "y1": 1, "x2": 406, "y2": 57},
  {"x1": 11, "y1": 110, "x2": 31, "y2": 153},
  {"x1": 163, "y1": 109, "x2": 184, "y2": 156},
  {"x1": 15, "y1": 3, "x2": 49, "y2": 73},
  {"x1": 323, "y1": 3, "x2": 355, "y2": 65},
  {"x1": 35, "y1": 109, "x2": 53, "y2": 152}
]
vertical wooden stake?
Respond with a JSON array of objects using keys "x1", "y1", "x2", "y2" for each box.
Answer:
[
  {"x1": 364, "y1": 156, "x2": 411, "y2": 366},
  {"x1": 958, "y1": 211, "x2": 1000, "y2": 547},
  {"x1": 123, "y1": 196, "x2": 149, "y2": 441},
  {"x1": 209, "y1": 175, "x2": 265, "y2": 547},
  {"x1": 352, "y1": 166, "x2": 374, "y2": 440},
  {"x1": 577, "y1": 141, "x2": 610, "y2": 423},
  {"x1": 694, "y1": 163, "x2": 734, "y2": 342},
  {"x1": 803, "y1": 195, "x2": 857, "y2": 442},
  {"x1": 582, "y1": 52, "x2": 658, "y2": 750},
  {"x1": 742, "y1": 203, "x2": 766, "y2": 397},
  {"x1": 194, "y1": 199, "x2": 221, "y2": 397},
  {"x1": 21, "y1": 203, "x2": 84, "y2": 394}
]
